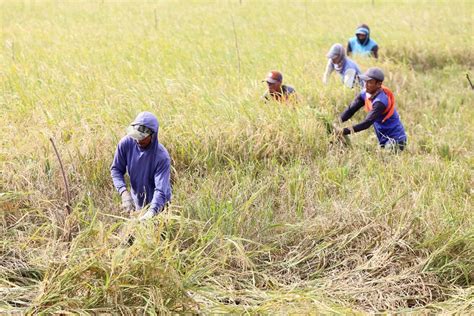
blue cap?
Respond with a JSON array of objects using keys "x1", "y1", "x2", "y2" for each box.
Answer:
[{"x1": 355, "y1": 27, "x2": 369, "y2": 35}]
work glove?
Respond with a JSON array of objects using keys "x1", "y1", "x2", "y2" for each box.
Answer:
[
  {"x1": 121, "y1": 190, "x2": 134, "y2": 213},
  {"x1": 138, "y1": 206, "x2": 165, "y2": 221},
  {"x1": 139, "y1": 209, "x2": 156, "y2": 221}
]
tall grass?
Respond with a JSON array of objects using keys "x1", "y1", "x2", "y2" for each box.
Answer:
[{"x1": 1, "y1": 0, "x2": 473, "y2": 313}]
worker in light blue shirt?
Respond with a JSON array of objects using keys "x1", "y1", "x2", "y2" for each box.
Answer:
[
  {"x1": 347, "y1": 24, "x2": 379, "y2": 58},
  {"x1": 111, "y1": 111, "x2": 172, "y2": 221}
]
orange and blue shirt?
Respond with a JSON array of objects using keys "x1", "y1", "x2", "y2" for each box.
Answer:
[{"x1": 340, "y1": 87, "x2": 407, "y2": 146}]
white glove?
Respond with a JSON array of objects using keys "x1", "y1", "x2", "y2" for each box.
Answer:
[
  {"x1": 139, "y1": 209, "x2": 156, "y2": 221},
  {"x1": 121, "y1": 191, "x2": 134, "y2": 213},
  {"x1": 322, "y1": 75, "x2": 328, "y2": 85}
]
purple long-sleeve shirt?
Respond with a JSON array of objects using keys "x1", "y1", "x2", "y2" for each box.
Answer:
[{"x1": 111, "y1": 112, "x2": 172, "y2": 213}]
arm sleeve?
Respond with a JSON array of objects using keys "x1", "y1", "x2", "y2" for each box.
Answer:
[
  {"x1": 149, "y1": 158, "x2": 171, "y2": 213},
  {"x1": 372, "y1": 45, "x2": 379, "y2": 58},
  {"x1": 110, "y1": 142, "x2": 128, "y2": 195},
  {"x1": 322, "y1": 59, "x2": 334, "y2": 84},
  {"x1": 342, "y1": 101, "x2": 386, "y2": 135},
  {"x1": 347, "y1": 41, "x2": 352, "y2": 55},
  {"x1": 340, "y1": 94, "x2": 365, "y2": 122}
]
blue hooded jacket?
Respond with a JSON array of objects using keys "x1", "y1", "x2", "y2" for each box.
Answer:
[
  {"x1": 348, "y1": 26, "x2": 378, "y2": 57},
  {"x1": 111, "y1": 112, "x2": 172, "y2": 213}
]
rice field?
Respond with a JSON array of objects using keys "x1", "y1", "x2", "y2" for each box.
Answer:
[{"x1": 1, "y1": 0, "x2": 473, "y2": 313}]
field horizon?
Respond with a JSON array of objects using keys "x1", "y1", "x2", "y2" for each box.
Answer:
[{"x1": 1, "y1": 0, "x2": 473, "y2": 313}]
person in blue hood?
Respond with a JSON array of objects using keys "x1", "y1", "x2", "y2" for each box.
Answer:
[
  {"x1": 347, "y1": 24, "x2": 379, "y2": 58},
  {"x1": 111, "y1": 112, "x2": 172, "y2": 221}
]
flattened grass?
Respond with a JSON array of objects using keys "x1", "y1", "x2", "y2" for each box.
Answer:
[{"x1": 1, "y1": 0, "x2": 473, "y2": 313}]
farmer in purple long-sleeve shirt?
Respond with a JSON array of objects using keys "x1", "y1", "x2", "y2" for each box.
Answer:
[{"x1": 111, "y1": 112, "x2": 172, "y2": 221}]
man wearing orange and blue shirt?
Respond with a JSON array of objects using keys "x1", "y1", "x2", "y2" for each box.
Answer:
[{"x1": 336, "y1": 67, "x2": 407, "y2": 150}]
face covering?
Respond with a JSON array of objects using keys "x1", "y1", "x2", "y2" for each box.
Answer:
[
  {"x1": 127, "y1": 125, "x2": 152, "y2": 141},
  {"x1": 356, "y1": 30, "x2": 369, "y2": 46},
  {"x1": 334, "y1": 61, "x2": 344, "y2": 72}
]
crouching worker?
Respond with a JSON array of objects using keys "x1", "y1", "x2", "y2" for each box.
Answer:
[
  {"x1": 323, "y1": 43, "x2": 363, "y2": 88},
  {"x1": 262, "y1": 71, "x2": 298, "y2": 104},
  {"x1": 111, "y1": 111, "x2": 172, "y2": 221},
  {"x1": 336, "y1": 67, "x2": 407, "y2": 151}
]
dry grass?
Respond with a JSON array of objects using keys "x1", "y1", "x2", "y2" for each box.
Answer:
[{"x1": 1, "y1": 0, "x2": 473, "y2": 313}]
